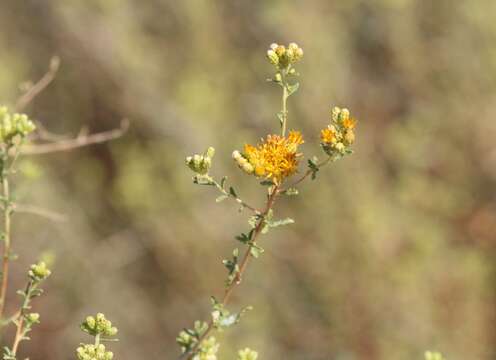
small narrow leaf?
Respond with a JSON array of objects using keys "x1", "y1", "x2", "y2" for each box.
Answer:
[
  {"x1": 287, "y1": 82, "x2": 300, "y2": 96},
  {"x1": 216, "y1": 195, "x2": 228, "y2": 203}
]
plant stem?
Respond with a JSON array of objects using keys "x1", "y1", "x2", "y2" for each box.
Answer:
[
  {"x1": 11, "y1": 281, "x2": 32, "y2": 356},
  {"x1": 11, "y1": 316, "x2": 23, "y2": 356},
  {"x1": 0, "y1": 152, "x2": 12, "y2": 321},
  {"x1": 181, "y1": 186, "x2": 279, "y2": 360},
  {"x1": 211, "y1": 178, "x2": 261, "y2": 214},
  {"x1": 281, "y1": 74, "x2": 288, "y2": 137},
  {"x1": 282, "y1": 156, "x2": 334, "y2": 191}
]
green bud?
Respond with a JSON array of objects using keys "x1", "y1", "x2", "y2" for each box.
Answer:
[
  {"x1": 26, "y1": 312, "x2": 40, "y2": 323},
  {"x1": 0, "y1": 106, "x2": 36, "y2": 143},
  {"x1": 76, "y1": 343, "x2": 114, "y2": 360},
  {"x1": 205, "y1": 147, "x2": 215, "y2": 159},
  {"x1": 267, "y1": 50, "x2": 279, "y2": 65},
  {"x1": 28, "y1": 261, "x2": 51, "y2": 282},
  {"x1": 331, "y1": 106, "x2": 341, "y2": 122},
  {"x1": 238, "y1": 348, "x2": 259, "y2": 360},
  {"x1": 186, "y1": 148, "x2": 214, "y2": 175},
  {"x1": 80, "y1": 313, "x2": 118, "y2": 337}
]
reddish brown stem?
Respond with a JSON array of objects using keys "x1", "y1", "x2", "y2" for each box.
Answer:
[{"x1": 181, "y1": 186, "x2": 279, "y2": 360}]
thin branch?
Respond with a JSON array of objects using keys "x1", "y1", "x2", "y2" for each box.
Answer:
[
  {"x1": 23, "y1": 119, "x2": 129, "y2": 155},
  {"x1": 211, "y1": 178, "x2": 261, "y2": 214},
  {"x1": 15, "y1": 56, "x2": 60, "y2": 112},
  {"x1": 281, "y1": 156, "x2": 333, "y2": 191},
  {"x1": 14, "y1": 203, "x2": 67, "y2": 223}
]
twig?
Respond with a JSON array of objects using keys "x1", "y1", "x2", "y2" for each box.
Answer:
[
  {"x1": 211, "y1": 179, "x2": 261, "y2": 214},
  {"x1": 23, "y1": 119, "x2": 129, "y2": 155},
  {"x1": 15, "y1": 56, "x2": 60, "y2": 112},
  {"x1": 13, "y1": 203, "x2": 67, "y2": 223},
  {"x1": 281, "y1": 156, "x2": 333, "y2": 191}
]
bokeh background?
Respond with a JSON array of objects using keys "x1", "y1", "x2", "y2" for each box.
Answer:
[{"x1": 0, "y1": 1, "x2": 495, "y2": 359}]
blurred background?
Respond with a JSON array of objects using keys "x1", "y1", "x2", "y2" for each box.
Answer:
[{"x1": 0, "y1": 0, "x2": 495, "y2": 359}]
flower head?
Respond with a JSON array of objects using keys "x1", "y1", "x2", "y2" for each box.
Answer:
[
  {"x1": 238, "y1": 348, "x2": 259, "y2": 360},
  {"x1": 320, "y1": 107, "x2": 357, "y2": 156},
  {"x1": 235, "y1": 130, "x2": 304, "y2": 184},
  {"x1": 266, "y1": 43, "x2": 304, "y2": 70}
]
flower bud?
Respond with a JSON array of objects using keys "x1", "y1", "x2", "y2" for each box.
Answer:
[
  {"x1": 267, "y1": 50, "x2": 279, "y2": 65},
  {"x1": 295, "y1": 47, "x2": 304, "y2": 60},
  {"x1": 339, "y1": 108, "x2": 350, "y2": 122},
  {"x1": 27, "y1": 313, "x2": 40, "y2": 323},
  {"x1": 331, "y1": 106, "x2": 341, "y2": 122},
  {"x1": 344, "y1": 130, "x2": 355, "y2": 145},
  {"x1": 275, "y1": 45, "x2": 286, "y2": 57},
  {"x1": 28, "y1": 261, "x2": 51, "y2": 282},
  {"x1": 335, "y1": 142, "x2": 345, "y2": 152},
  {"x1": 205, "y1": 147, "x2": 215, "y2": 159}
]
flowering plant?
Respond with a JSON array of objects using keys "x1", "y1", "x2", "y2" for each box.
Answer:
[{"x1": 181, "y1": 42, "x2": 357, "y2": 359}]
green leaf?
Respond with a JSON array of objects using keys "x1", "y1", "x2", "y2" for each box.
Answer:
[
  {"x1": 287, "y1": 82, "x2": 300, "y2": 97},
  {"x1": 260, "y1": 179, "x2": 275, "y2": 186},
  {"x1": 277, "y1": 112, "x2": 284, "y2": 125},
  {"x1": 248, "y1": 215, "x2": 259, "y2": 229},
  {"x1": 216, "y1": 195, "x2": 228, "y2": 203},
  {"x1": 249, "y1": 244, "x2": 264, "y2": 258},
  {"x1": 268, "y1": 218, "x2": 295, "y2": 228},
  {"x1": 280, "y1": 188, "x2": 298, "y2": 196},
  {"x1": 235, "y1": 233, "x2": 250, "y2": 244},
  {"x1": 307, "y1": 157, "x2": 320, "y2": 180},
  {"x1": 193, "y1": 175, "x2": 214, "y2": 186},
  {"x1": 220, "y1": 176, "x2": 227, "y2": 189},
  {"x1": 229, "y1": 186, "x2": 238, "y2": 198}
]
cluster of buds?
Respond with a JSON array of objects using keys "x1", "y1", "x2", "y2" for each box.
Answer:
[
  {"x1": 237, "y1": 348, "x2": 258, "y2": 360},
  {"x1": 320, "y1": 106, "x2": 356, "y2": 156},
  {"x1": 267, "y1": 42, "x2": 304, "y2": 70},
  {"x1": 0, "y1": 106, "x2": 36, "y2": 143},
  {"x1": 76, "y1": 344, "x2": 114, "y2": 360},
  {"x1": 81, "y1": 313, "x2": 118, "y2": 337},
  {"x1": 232, "y1": 150, "x2": 254, "y2": 175},
  {"x1": 425, "y1": 352, "x2": 445, "y2": 360},
  {"x1": 192, "y1": 336, "x2": 219, "y2": 360},
  {"x1": 28, "y1": 261, "x2": 51, "y2": 282},
  {"x1": 186, "y1": 147, "x2": 215, "y2": 175}
]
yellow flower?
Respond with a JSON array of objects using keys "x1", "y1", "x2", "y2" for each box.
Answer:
[
  {"x1": 342, "y1": 117, "x2": 356, "y2": 130},
  {"x1": 320, "y1": 126, "x2": 338, "y2": 144},
  {"x1": 243, "y1": 130, "x2": 304, "y2": 183}
]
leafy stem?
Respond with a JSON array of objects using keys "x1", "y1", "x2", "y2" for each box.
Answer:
[
  {"x1": 281, "y1": 155, "x2": 335, "y2": 191},
  {"x1": 281, "y1": 70, "x2": 289, "y2": 137},
  {"x1": 199, "y1": 175, "x2": 261, "y2": 214},
  {"x1": 181, "y1": 185, "x2": 279, "y2": 360}
]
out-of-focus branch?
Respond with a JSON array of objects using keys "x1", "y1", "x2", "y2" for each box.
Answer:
[
  {"x1": 23, "y1": 119, "x2": 129, "y2": 155},
  {"x1": 13, "y1": 204, "x2": 67, "y2": 223},
  {"x1": 15, "y1": 57, "x2": 60, "y2": 112}
]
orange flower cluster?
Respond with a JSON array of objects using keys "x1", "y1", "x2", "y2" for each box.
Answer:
[
  {"x1": 320, "y1": 107, "x2": 356, "y2": 154},
  {"x1": 233, "y1": 131, "x2": 304, "y2": 184}
]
